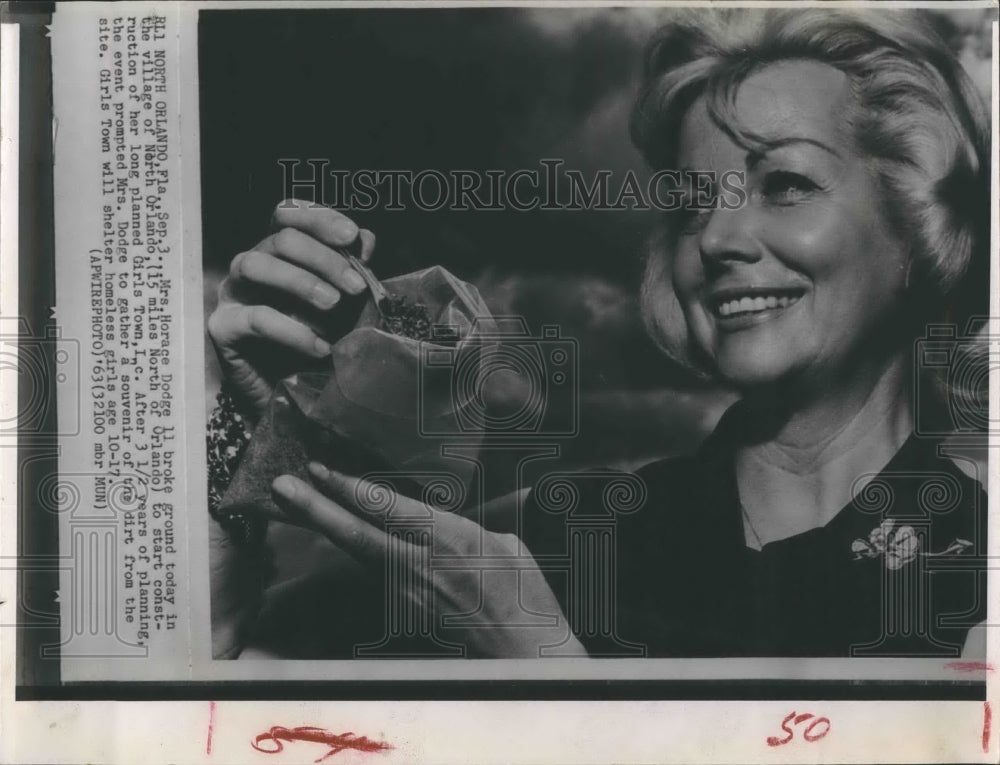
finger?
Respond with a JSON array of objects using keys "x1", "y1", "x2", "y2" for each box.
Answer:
[
  {"x1": 358, "y1": 228, "x2": 376, "y2": 263},
  {"x1": 257, "y1": 227, "x2": 368, "y2": 296},
  {"x1": 271, "y1": 200, "x2": 361, "y2": 249},
  {"x1": 306, "y1": 462, "x2": 378, "y2": 520},
  {"x1": 229, "y1": 250, "x2": 343, "y2": 310},
  {"x1": 271, "y1": 475, "x2": 397, "y2": 565},
  {"x1": 208, "y1": 303, "x2": 331, "y2": 358},
  {"x1": 306, "y1": 462, "x2": 436, "y2": 528}
]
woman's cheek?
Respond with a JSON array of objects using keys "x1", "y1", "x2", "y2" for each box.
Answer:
[
  {"x1": 670, "y1": 241, "x2": 702, "y2": 302},
  {"x1": 674, "y1": 241, "x2": 730, "y2": 359},
  {"x1": 764, "y1": 209, "x2": 840, "y2": 276}
]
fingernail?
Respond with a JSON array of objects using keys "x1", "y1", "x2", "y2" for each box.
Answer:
[
  {"x1": 311, "y1": 282, "x2": 340, "y2": 309},
  {"x1": 307, "y1": 461, "x2": 329, "y2": 480},
  {"x1": 313, "y1": 337, "x2": 332, "y2": 356},
  {"x1": 272, "y1": 475, "x2": 298, "y2": 500},
  {"x1": 343, "y1": 269, "x2": 367, "y2": 295}
]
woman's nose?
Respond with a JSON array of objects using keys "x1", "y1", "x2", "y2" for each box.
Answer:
[{"x1": 698, "y1": 206, "x2": 761, "y2": 269}]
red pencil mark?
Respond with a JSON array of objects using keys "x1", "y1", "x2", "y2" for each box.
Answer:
[
  {"x1": 945, "y1": 661, "x2": 995, "y2": 673},
  {"x1": 803, "y1": 717, "x2": 831, "y2": 742},
  {"x1": 206, "y1": 701, "x2": 216, "y2": 755},
  {"x1": 983, "y1": 702, "x2": 992, "y2": 754},
  {"x1": 766, "y1": 712, "x2": 796, "y2": 747},
  {"x1": 767, "y1": 711, "x2": 830, "y2": 747},
  {"x1": 252, "y1": 726, "x2": 393, "y2": 762}
]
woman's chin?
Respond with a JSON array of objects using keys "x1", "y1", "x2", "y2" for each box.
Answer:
[{"x1": 712, "y1": 354, "x2": 797, "y2": 390}]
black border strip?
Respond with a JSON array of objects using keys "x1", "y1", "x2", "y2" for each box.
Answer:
[
  {"x1": 17, "y1": 679, "x2": 987, "y2": 702},
  {"x1": 12, "y1": 5, "x2": 61, "y2": 688}
]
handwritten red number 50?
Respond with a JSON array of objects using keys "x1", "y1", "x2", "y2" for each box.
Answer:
[{"x1": 767, "y1": 712, "x2": 831, "y2": 747}]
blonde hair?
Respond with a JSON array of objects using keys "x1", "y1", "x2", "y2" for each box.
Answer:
[{"x1": 631, "y1": 9, "x2": 990, "y2": 377}]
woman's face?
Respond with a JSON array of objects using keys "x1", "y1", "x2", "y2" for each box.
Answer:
[{"x1": 671, "y1": 60, "x2": 910, "y2": 391}]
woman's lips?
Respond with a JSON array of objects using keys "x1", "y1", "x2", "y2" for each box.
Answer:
[
  {"x1": 706, "y1": 289, "x2": 805, "y2": 330},
  {"x1": 716, "y1": 293, "x2": 800, "y2": 317}
]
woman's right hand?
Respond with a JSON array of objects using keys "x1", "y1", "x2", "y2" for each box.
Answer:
[{"x1": 207, "y1": 199, "x2": 376, "y2": 420}]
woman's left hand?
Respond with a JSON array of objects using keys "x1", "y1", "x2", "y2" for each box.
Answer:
[{"x1": 270, "y1": 462, "x2": 586, "y2": 658}]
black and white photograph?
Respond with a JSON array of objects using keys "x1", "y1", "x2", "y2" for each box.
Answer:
[{"x1": 200, "y1": 5, "x2": 994, "y2": 661}]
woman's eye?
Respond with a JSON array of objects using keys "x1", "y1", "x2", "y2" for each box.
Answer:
[{"x1": 760, "y1": 171, "x2": 817, "y2": 204}]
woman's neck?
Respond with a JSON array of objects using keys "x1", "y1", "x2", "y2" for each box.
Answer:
[{"x1": 734, "y1": 355, "x2": 913, "y2": 547}]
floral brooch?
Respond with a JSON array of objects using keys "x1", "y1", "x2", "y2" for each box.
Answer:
[{"x1": 851, "y1": 519, "x2": 973, "y2": 570}]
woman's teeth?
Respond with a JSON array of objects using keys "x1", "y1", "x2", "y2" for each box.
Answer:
[{"x1": 716, "y1": 294, "x2": 799, "y2": 317}]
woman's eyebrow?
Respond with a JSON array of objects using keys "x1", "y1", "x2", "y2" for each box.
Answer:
[{"x1": 746, "y1": 137, "x2": 842, "y2": 166}]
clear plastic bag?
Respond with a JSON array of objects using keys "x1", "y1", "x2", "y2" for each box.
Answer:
[{"x1": 219, "y1": 265, "x2": 495, "y2": 521}]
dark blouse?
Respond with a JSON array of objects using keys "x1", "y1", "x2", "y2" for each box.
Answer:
[{"x1": 521, "y1": 406, "x2": 988, "y2": 657}]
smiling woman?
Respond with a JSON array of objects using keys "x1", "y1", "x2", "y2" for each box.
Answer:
[
  {"x1": 534, "y1": 7, "x2": 992, "y2": 655},
  {"x1": 533, "y1": 8, "x2": 992, "y2": 656},
  {"x1": 206, "y1": 7, "x2": 992, "y2": 659},
  {"x1": 673, "y1": 61, "x2": 912, "y2": 390}
]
